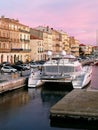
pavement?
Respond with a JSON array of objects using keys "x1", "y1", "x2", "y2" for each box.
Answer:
[{"x1": 0, "y1": 69, "x2": 31, "y2": 82}]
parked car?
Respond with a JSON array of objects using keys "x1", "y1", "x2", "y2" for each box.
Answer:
[
  {"x1": 15, "y1": 60, "x2": 23, "y2": 65},
  {"x1": 1, "y1": 66, "x2": 17, "y2": 73},
  {"x1": 30, "y1": 61, "x2": 44, "y2": 68},
  {"x1": 1, "y1": 62, "x2": 11, "y2": 67},
  {"x1": 30, "y1": 62, "x2": 40, "y2": 68},
  {"x1": 11, "y1": 65, "x2": 26, "y2": 71},
  {"x1": 20, "y1": 64, "x2": 30, "y2": 70}
]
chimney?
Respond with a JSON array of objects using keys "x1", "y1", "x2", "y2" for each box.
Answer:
[{"x1": 47, "y1": 26, "x2": 49, "y2": 31}]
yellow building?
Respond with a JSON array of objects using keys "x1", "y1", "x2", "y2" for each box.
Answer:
[
  {"x1": 0, "y1": 16, "x2": 30, "y2": 63},
  {"x1": 30, "y1": 34, "x2": 44, "y2": 61},
  {"x1": 59, "y1": 30, "x2": 70, "y2": 54},
  {"x1": 69, "y1": 36, "x2": 79, "y2": 57}
]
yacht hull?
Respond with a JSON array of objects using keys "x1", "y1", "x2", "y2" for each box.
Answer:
[{"x1": 28, "y1": 70, "x2": 43, "y2": 88}]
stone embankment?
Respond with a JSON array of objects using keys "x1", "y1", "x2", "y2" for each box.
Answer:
[
  {"x1": 0, "y1": 77, "x2": 26, "y2": 93},
  {"x1": 0, "y1": 70, "x2": 30, "y2": 94}
]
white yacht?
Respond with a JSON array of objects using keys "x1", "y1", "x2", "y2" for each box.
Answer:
[{"x1": 28, "y1": 51, "x2": 92, "y2": 89}]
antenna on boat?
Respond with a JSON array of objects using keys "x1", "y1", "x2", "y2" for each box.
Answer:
[
  {"x1": 60, "y1": 50, "x2": 66, "y2": 56},
  {"x1": 60, "y1": 50, "x2": 66, "y2": 66},
  {"x1": 47, "y1": 50, "x2": 52, "y2": 60},
  {"x1": 60, "y1": 50, "x2": 66, "y2": 60}
]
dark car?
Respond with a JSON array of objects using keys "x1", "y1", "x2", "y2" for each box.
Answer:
[
  {"x1": 1, "y1": 62, "x2": 11, "y2": 67},
  {"x1": 15, "y1": 60, "x2": 23, "y2": 65},
  {"x1": 11, "y1": 65, "x2": 25, "y2": 71}
]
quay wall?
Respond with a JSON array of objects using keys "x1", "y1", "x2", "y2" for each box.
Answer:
[{"x1": 0, "y1": 77, "x2": 27, "y2": 94}]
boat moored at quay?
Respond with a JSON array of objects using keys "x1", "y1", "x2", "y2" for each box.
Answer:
[{"x1": 28, "y1": 50, "x2": 92, "y2": 89}]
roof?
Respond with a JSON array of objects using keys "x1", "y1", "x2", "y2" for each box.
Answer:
[{"x1": 79, "y1": 44, "x2": 86, "y2": 46}]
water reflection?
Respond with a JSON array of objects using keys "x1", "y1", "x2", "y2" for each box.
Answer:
[
  {"x1": 0, "y1": 83, "x2": 97, "y2": 130},
  {"x1": 28, "y1": 87, "x2": 41, "y2": 99},
  {"x1": 41, "y1": 84, "x2": 68, "y2": 104},
  {"x1": 0, "y1": 88, "x2": 29, "y2": 108},
  {"x1": 50, "y1": 116, "x2": 98, "y2": 130}
]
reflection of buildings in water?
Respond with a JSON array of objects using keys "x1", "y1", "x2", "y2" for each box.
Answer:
[
  {"x1": 0, "y1": 89, "x2": 29, "y2": 108},
  {"x1": 0, "y1": 89, "x2": 30, "y2": 121}
]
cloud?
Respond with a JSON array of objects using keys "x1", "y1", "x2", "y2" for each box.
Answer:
[{"x1": 0, "y1": 0, "x2": 98, "y2": 45}]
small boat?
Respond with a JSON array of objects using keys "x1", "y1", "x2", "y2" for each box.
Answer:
[
  {"x1": 28, "y1": 51, "x2": 92, "y2": 89},
  {"x1": 28, "y1": 68, "x2": 43, "y2": 88}
]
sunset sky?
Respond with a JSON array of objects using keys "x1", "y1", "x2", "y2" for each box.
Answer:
[{"x1": 0, "y1": 0, "x2": 98, "y2": 45}]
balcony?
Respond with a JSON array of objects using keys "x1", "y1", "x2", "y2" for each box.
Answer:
[
  {"x1": 11, "y1": 48, "x2": 23, "y2": 52},
  {"x1": 0, "y1": 36, "x2": 9, "y2": 42},
  {"x1": 20, "y1": 39, "x2": 30, "y2": 42},
  {"x1": 22, "y1": 49, "x2": 31, "y2": 52},
  {"x1": 19, "y1": 29, "x2": 30, "y2": 33},
  {"x1": 11, "y1": 48, "x2": 31, "y2": 52},
  {"x1": 0, "y1": 48, "x2": 11, "y2": 53}
]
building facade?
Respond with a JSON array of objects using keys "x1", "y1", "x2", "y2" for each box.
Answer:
[{"x1": 0, "y1": 16, "x2": 31, "y2": 64}]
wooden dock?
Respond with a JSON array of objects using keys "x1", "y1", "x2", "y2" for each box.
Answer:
[
  {"x1": 50, "y1": 89, "x2": 98, "y2": 120},
  {"x1": 50, "y1": 65, "x2": 98, "y2": 121}
]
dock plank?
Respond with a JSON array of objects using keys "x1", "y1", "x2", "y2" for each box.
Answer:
[{"x1": 50, "y1": 89, "x2": 98, "y2": 119}]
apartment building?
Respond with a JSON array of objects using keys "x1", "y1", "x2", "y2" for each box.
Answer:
[
  {"x1": 51, "y1": 29, "x2": 62, "y2": 54},
  {"x1": 85, "y1": 45, "x2": 93, "y2": 55},
  {"x1": 30, "y1": 28, "x2": 46, "y2": 61},
  {"x1": 30, "y1": 34, "x2": 44, "y2": 61},
  {"x1": 92, "y1": 46, "x2": 98, "y2": 56},
  {"x1": 0, "y1": 16, "x2": 30, "y2": 64},
  {"x1": 31, "y1": 26, "x2": 53, "y2": 60},
  {"x1": 69, "y1": 36, "x2": 79, "y2": 56},
  {"x1": 59, "y1": 30, "x2": 70, "y2": 54}
]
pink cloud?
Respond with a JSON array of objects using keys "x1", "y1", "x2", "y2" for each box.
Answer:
[{"x1": 0, "y1": 0, "x2": 98, "y2": 45}]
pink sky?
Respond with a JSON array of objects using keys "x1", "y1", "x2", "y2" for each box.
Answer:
[{"x1": 0, "y1": 0, "x2": 98, "y2": 45}]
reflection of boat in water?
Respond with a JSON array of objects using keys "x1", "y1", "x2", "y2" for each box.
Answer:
[
  {"x1": 41, "y1": 85, "x2": 67, "y2": 103},
  {"x1": 28, "y1": 88, "x2": 41, "y2": 99},
  {"x1": 28, "y1": 51, "x2": 92, "y2": 89}
]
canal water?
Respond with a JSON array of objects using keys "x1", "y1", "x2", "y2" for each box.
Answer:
[
  {"x1": 0, "y1": 66, "x2": 98, "y2": 130},
  {"x1": 0, "y1": 84, "x2": 71, "y2": 130}
]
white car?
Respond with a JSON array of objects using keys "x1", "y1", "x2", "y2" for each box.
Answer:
[
  {"x1": 20, "y1": 64, "x2": 30, "y2": 70},
  {"x1": 1, "y1": 66, "x2": 17, "y2": 73},
  {"x1": 30, "y1": 62, "x2": 42, "y2": 68}
]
